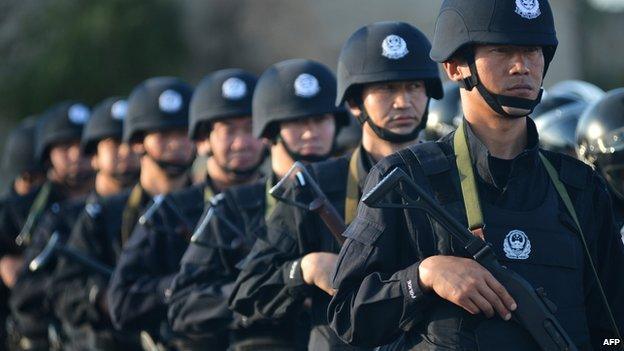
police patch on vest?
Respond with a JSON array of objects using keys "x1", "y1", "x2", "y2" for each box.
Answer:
[
  {"x1": 159, "y1": 89, "x2": 183, "y2": 113},
  {"x1": 111, "y1": 100, "x2": 128, "y2": 120},
  {"x1": 68, "y1": 104, "x2": 90, "y2": 125},
  {"x1": 222, "y1": 77, "x2": 247, "y2": 100},
  {"x1": 503, "y1": 230, "x2": 531, "y2": 259},
  {"x1": 294, "y1": 73, "x2": 320, "y2": 98},
  {"x1": 381, "y1": 34, "x2": 409, "y2": 60},
  {"x1": 515, "y1": 0, "x2": 541, "y2": 19}
]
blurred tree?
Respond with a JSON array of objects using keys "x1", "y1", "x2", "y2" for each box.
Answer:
[{"x1": 0, "y1": 0, "x2": 188, "y2": 120}]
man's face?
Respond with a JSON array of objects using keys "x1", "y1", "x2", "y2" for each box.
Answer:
[
  {"x1": 94, "y1": 138, "x2": 141, "y2": 179},
  {"x1": 143, "y1": 129, "x2": 195, "y2": 164},
  {"x1": 49, "y1": 140, "x2": 93, "y2": 181},
  {"x1": 279, "y1": 114, "x2": 336, "y2": 157},
  {"x1": 356, "y1": 80, "x2": 428, "y2": 136},
  {"x1": 208, "y1": 116, "x2": 264, "y2": 172},
  {"x1": 472, "y1": 45, "x2": 544, "y2": 115}
]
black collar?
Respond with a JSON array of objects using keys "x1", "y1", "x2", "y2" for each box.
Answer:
[{"x1": 463, "y1": 117, "x2": 540, "y2": 189}]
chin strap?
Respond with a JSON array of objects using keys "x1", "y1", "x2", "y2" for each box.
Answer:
[
  {"x1": 148, "y1": 153, "x2": 194, "y2": 178},
  {"x1": 355, "y1": 100, "x2": 429, "y2": 144},
  {"x1": 459, "y1": 50, "x2": 543, "y2": 119},
  {"x1": 278, "y1": 136, "x2": 332, "y2": 163}
]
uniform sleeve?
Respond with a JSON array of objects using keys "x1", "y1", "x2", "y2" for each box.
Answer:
[
  {"x1": 106, "y1": 224, "x2": 175, "y2": 332},
  {"x1": 9, "y1": 211, "x2": 58, "y2": 338},
  {"x1": 52, "y1": 211, "x2": 109, "y2": 328},
  {"x1": 228, "y1": 202, "x2": 311, "y2": 321},
  {"x1": 167, "y1": 243, "x2": 234, "y2": 337},
  {"x1": 328, "y1": 163, "x2": 435, "y2": 347},
  {"x1": 583, "y1": 175, "x2": 624, "y2": 346}
]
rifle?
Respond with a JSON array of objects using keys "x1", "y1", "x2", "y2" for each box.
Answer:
[
  {"x1": 138, "y1": 194, "x2": 195, "y2": 242},
  {"x1": 29, "y1": 231, "x2": 113, "y2": 277},
  {"x1": 362, "y1": 167, "x2": 577, "y2": 351},
  {"x1": 270, "y1": 162, "x2": 345, "y2": 245},
  {"x1": 190, "y1": 193, "x2": 247, "y2": 250}
]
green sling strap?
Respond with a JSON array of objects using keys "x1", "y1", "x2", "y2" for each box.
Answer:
[
  {"x1": 345, "y1": 147, "x2": 361, "y2": 225},
  {"x1": 265, "y1": 178, "x2": 276, "y2": 221},
  {"x1": 15, "y1": 182, "x2": 53, "y2": 246},
  {"x1": 454, "y1": 121, "x2": 621, "y2": 343}
]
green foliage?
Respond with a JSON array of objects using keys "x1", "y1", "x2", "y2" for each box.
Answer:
[{"x1": 0, "y1": 0, "x2": 187, "y2": 120}]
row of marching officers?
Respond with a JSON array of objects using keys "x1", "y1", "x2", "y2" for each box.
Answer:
[{"x1": 1, "y1": 3, "x2": 624, "y2": 351}]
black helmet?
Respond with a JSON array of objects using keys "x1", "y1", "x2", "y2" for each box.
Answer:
[
  {"x1": 430, "y1": 0, "x2": 558, "y2": 117},
  {"x1": 425, "y1": 81, "x2": 462, "y2": 140},
  {"x1": 534, "y1": 101, "x2": 587, "y2": 155},
  {"x1": 3, "y1": 117, "x2": 44, "y2": 177},
  {"x1": 337, "y1": 21, "x2": 443, "y2": 105},
  {"x1": 124, "y1": 77, "x2": 193, "y2": 143},
  {"x1": 82, "y1": 97, "x2": 127, "y2": 155},
  {"x1": 189, "y1": 69, "x2": 257, "y2": 140},
  {"x1": 531, "y1": 90, "x2": 582, "y2": 117},
  {"x1": 337, "y1": 21, "x2": 443, "y2": 143},
  {"x1": 548, "y1": 80, "x2": 605, "y2": 104},
  {"x1": 252, "y1": 58, "x2": 348, "y2": 139},
  {"x1": 576, "y1": 88, "x2": 624, "y2": 200},
  {"x1": 36, "y1": 101, "x2": 91, "y2": 162}
]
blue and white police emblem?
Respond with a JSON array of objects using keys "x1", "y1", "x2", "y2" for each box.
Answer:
[
  {"x1": 503, "y1": 229, "x2": 531, "y2": 260},
  {"x1": 294, "y1": 73, "x2": 320, "y2": 98},
  {"x1": 159, "y1": 89, "x2": 183, "y2": 113},
  {"x1": 222, "y1": 77, "x2": 247, "y2": 100},
  {"x1": 111, "y1": 100, "x2": 128, "y2": 120},
  {"x1": 68, "y1": 104, "x2": 90, "y2": 125},
  {"x1": 515, "y1": 0, "x2": 541, "y2": 20},
  {"x1": 381, "y1": 34, "x2": 409, "y2": 60}
]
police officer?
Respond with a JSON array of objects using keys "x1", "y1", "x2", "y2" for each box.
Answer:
[
  {"x1": 576, "y1": 88, "x2": 624, "y2": 237},
  {"x1": 107, "y1": 72, "x2": 265, "y2": 350},
  {"x1": 329, "y1": 1, "x2": 624, "y2": 350},
  {"x1": 0, "y1": 118, "x2": 46, "y2": 350},
  {"x1": 425, "y1": 81, "x2": 461, "y2": 140},
  {"x1": 229, "y1": 22, "x2": 442, "y2": 350},
  {"x1": 167, "y1": 61, "x2": 345, "y2": 350},
  {"x1": 51, "y1": 96, "x2": 143, "y2": 350},
  {"x1": 9, "y1": 101, "x2": 95, "y2": 350}
]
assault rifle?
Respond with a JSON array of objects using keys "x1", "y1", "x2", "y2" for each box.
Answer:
[{"x1": 362, "y1": 167, "x2": 577, "y2": 351}]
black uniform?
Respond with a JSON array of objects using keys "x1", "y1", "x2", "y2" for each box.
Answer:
[
  {"x1": 168, "y1": 178, "x2": 308, "y2": 351},
  {"x1": 0, "y1": 187, "x2": 40, "y2": 351},
  {"x1": 229, "y1": 148, "x2": 375, "y2": 350},
  {"x1": 9, "y1": 184, "x2": 86, "y2": 350},
  {"x1": 106, "y1": 184, "x2": 209, "y2": 349},
  {"x1": 328, "y1": 118, "x2": 624, "y2": 350},
  {"x1": 51, "y1": 184, "x2": 149, "y2": 350}
]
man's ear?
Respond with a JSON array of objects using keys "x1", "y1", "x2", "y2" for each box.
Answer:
[
  {"x1": 196, "y1": 138, "x2": 211, "y2": 157},
  {"x1": 347, "y1": 98, "x2": 362, "y2": 118},
  {"x1": 131, "y1": 142, "x2": 145, "y2": 155},
  {"x1": 90, "y1": 155, "x2": 99, "y2": 172},
  {"x1": 443, "y1": 58, "x2": 467, "y2": 83}
]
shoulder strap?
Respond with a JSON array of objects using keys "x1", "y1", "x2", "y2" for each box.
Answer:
[
  {"x1": 15, "y1": 182, "x2": 52, "y2": 246},
  {"x1": 539, "y1": 152, "x2": 621, "y2": 342},
  {"x1": 410, "y1": 142, "x2": 458, "y2": 205},
  {"x1": 345, "y1": 148, "x2": 360, "y2": 225},
  {"x1": 121, "y1": 184, "x2": 144, "y2": 244}
]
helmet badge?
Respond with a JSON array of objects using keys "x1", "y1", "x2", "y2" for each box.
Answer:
[
  {"x1": 381, "y1": 34, "x2": 409, "y2": 60},
  {"x1": 159, "y1": 89, "x2": 183, "y2": 113},
  {"x1": 111, "y1": 100, "x2": 128, "y2": 120},
  {"x1": 515, "y1": 0, "x2": 541, "y2": 20},
  {"x1": 222, "y1": 77, "x2": 247, "y2": 100},
  {"x1": 294, "y1": 73, "x2": 320, "y2": 98},
  {"x1": 68, "y1": 104, "x2": 90, "y2": 125}
]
